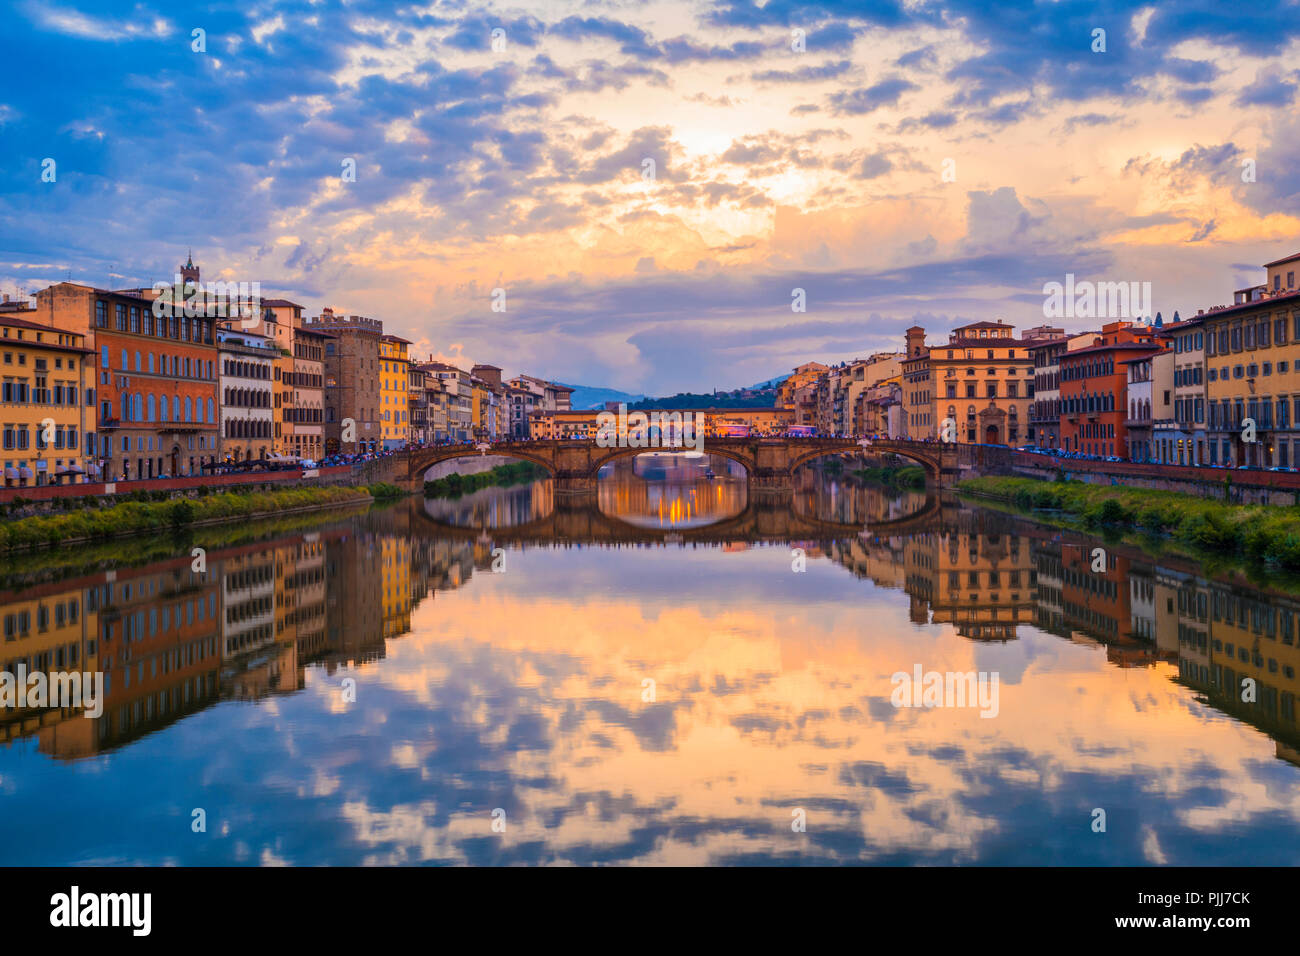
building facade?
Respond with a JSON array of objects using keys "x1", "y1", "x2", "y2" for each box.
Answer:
[
  {"x1": 216, "y1": 326, "x2": 275, "y2": 463},
  {"x1": 1203, "y1": 253, "x2": 1300, "y2": 468},
  {"x1": 305, "y1": 309, "x2": 382, "y2": 455},
  {"x1": 0, "y1": 313, "x2": 95, "y2": 486},
  {"x1": 34, "y1": 277, "x2": 221, "y2": 480},
  {"x1": 1059, "y1": 322, "x2": 1159, "y2": 459},
  {"x1": 379, "y1": 334, "x2": 410, "y2": 450},
  {"x1": 1169, "y1": 317, "x2": 1208, "y2": 465},
  {"x1": 289, "y1": 325, "x2": 327, "y2": 461}
]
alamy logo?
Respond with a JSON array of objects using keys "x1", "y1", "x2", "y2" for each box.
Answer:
[
  {"x1": 1042, "y1": 274, "x2": 1151, "y2": 320},
  {"x1": 890, "y1": 665, "x2": 1000, "y2": 718},
  {"x1": 150, "y1": 275, "x2": 262, "y2": 321},
  {"x1": 0, "y1": 665, "x2": 103, "y2": 719},
  {"x1": 596, "y1": 403, "x2": 704, "y2": 452},
  {"x1": 50, "y1": 886, "x2": 151, "y2": 936}
]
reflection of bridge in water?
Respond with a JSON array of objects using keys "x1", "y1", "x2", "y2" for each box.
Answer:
[{"x1": 415, "y1": 487, "x2": 946, "y2": 544}]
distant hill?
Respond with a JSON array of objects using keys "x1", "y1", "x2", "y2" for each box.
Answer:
[
  {"x1": 750, "y1": 373, "x2": 790, "y2": 390},
  {"x1": 630, "y1": 388, "x2": 779, "y2": 410},
  {"x1": 560, "y1": 384, "x2": 648, "y2": 410}
]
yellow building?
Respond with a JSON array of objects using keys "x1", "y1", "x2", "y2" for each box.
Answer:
[
  {"x1": 1202, "y1": 252, "x2": 1300, "y2": 467},
  {"x1": 379, "y1": 334, "x2": 410, "y2": 450},
  {"x1": 471, "y1": 377, "x2": 490, "y2": 440},
  {"x1": 0, "y1": 581, "x2": 100, "y2": 744},
  {"x1": 776, "y1": 361, "x2": 829, "y2": 409},
  {"x1": 380, "y1": 535, "x2": 412, "y2": 640},
  {"x1": 0, "y1": 312, "x2": 95, "y2": 487}
]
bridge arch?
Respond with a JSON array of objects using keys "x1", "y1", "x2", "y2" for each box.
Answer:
[
  {"x1": 587, "y1": 444, "x2": 755, "y2": 479},
  {"x1": 408, "y1": 445, "x2": 558, "y2": 482},
  {"x1": 786, "y1": 442, "x2": 941, "y2": 479}
]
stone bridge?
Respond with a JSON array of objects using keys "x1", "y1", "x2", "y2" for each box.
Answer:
[{"x1": 401, "y1": 437, "x2": 1007, "y2": 493}]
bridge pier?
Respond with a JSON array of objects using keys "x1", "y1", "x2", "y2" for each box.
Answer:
[
  {"x1": 554, "y1": 475, "x2": 597, "y2": 495},
  {"x1": 747, "y1": 474, "x2": 794, "y2": 499}
]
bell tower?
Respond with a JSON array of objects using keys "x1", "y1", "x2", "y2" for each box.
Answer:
[{"x1": 180, "y1": 250, "x2": 200, "y2": 290}]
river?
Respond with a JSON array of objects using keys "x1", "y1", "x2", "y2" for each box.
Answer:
[{"x1": 1, "y1": 453, "x2": 1298, "y2": 864}]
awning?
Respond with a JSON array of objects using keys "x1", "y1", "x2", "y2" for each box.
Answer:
[
  {"x1": 4, "y1": 467, "x2": 16, "y2": 479},
  {"x1": 19, "y1": 466, "x2": 33, "y2": 478}
]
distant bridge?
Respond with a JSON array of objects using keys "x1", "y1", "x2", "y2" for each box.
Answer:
[{"x1": 403, "y1": 437, "x2": 1008, "y2": 492}]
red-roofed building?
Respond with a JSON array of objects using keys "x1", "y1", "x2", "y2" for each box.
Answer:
[{"x1": 1059, "y1": 321, "x2": 1161, "y2": 458}]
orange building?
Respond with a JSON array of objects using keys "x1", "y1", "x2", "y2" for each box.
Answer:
[
  {"x1": 33, "y1": 261, "x2": 221, "y2": 479},
  {"x1": 1058, "y1": 321, "x2": 1159, "y2": 458}
]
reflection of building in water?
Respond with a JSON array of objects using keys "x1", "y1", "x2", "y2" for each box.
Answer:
[
  {"x1": 1184, "y1": 581, "x2": 1300, "y2": 755},
  {"x1": 599, "y1": 459, "x2": 747, "y2": 529},
  {"x1": 221, "y1": 550, "x2": 277, "y2": 662},
  {"x1": 920, "y1": 527, "x2": 1035, "y2": 641},
  {"x1": 831, "y1": 515, "x2": 1035, "y2": 638},
  {"x1": 1030, "y1": 539, "x2": 1065, "y2": 636},
  {"x1": 1026, "y1": 536, "x2": 1158, "y2": 665},
  {"x1": 793, "y1": 473, "x2": 927, "y2": 526},
  {"x1": 1056, "y1": 542, "x2": 1153, "y2": 665},
  {"x1": 381, "y1": 535, "x2": 413, "y2": 640},
  {"x1": 0, "y1": 581, "x2": 99, "y2": 745},
  {"x1": 831, "y1": 536, "x2": 907, "y2": 592},
  {"x1": 279, "y1": 536, "x2": 328, "y2": 665},
  {"x1": 325, "y1": 533, "x2": 385, "y2": 667},
  {"x1": 73, "y1": 559, "x2": 220, "y2": 757},
  {"x1": 422, "y1": 474, "x2": 553, "y2": 530}
]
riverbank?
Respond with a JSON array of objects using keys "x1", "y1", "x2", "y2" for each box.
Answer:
[
  {"x1": 424, "y1": 461, "x2": 547, "y2": 498},
  {"x1": 0, "y1": 485, "x2": 376, "y2": 552},
  {"x1": 959, "y1": 475, "x2": 1300, "y2": 569}
]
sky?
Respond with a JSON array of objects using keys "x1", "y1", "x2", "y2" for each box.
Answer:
[{"x1": 1, "y1": 0, "x2": 1299, "y2": 395}]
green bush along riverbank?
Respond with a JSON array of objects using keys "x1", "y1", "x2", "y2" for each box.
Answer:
[
  {"x1": 0, "y1": 485, "x2": 373, "y2": 552},
  {"x1": 959, "y1": 475, "x2": 1300, "y2": 569}
]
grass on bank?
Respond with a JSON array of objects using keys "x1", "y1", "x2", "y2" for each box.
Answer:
[
  {"x1": 959, "y1": 475, "x2": 1300, "y2": 569},
  {"x1": 424, "y1": 461, "x2": 548, "y2": 498},
  {"x1": 0, "y1": 485, "x2": 373, "y2": 552}
]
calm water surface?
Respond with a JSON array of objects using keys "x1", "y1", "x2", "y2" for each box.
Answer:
[{"x1": 2, "y1": 454, "x2": 1299, "y2": 865}]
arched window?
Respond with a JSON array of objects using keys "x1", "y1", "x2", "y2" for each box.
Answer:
[
  {"x1": 135, "y1": 351, "x2": 141, "y2": 372},
  {"x1": 207, "y1": 398, "x2": 213, "y2": 423},
  {"x1": 185, "y1": 396, "x2": 193, "y2": 422},
  {"x1": 173, "y1": 396, "x2": 181, "y2": 420},
  {"x1": 147, "y1": 394, "x2": 156, "y2": 422},
  {"x1": 161, "y1": 395, "x2": 169, "y2": 422}
]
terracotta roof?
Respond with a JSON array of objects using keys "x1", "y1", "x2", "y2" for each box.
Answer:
[
  {"x1": 1262, "y1": 252, "x2": 1300, "y2": 268},
  {"x1": 1194, "y1": 287, "x2": 1300, "y2": 320},
  {"x1": 1062, "y1": 340, "x2": 1162, "y2": 359}
]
